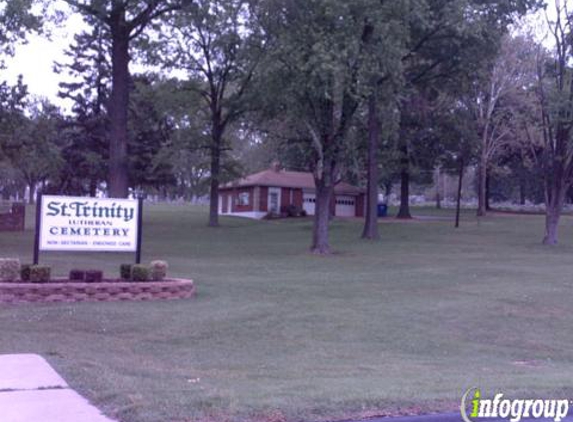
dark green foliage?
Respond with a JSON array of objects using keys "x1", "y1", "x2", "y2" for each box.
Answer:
[
  {"x1": 128, "y1": 76, "x2": 178, "y2": 191},
  {"x1": 2, "y1": 98, "x2": 65, "y2": 204},
  {"x1": 63, "y1": 0, "x2": 191, "y2": 198},
  {"x1": 152, "y1": 0, "x2": 263, "y2": 225},
  {"x1": 149, "y1": 260, "x2": 168, "y2": 281},
  {"x1": 20, "y1": 264, "x2": 31, "y2": 282},
  {"x1": 0, "y1": 0, "x2": 42, "y2": 60},
  {"x1": 69, "y1": 269, "x2": 85, "y2": 281},
  {"x1": 120, "y1": 264, "x2": 132, "y2": 281},
  {"x1": 0, "y1": 258, "x2": 20, "y2": 281},
  {"x1": 283, "y1": 204, "x2": 303, "y2": 218},
  {"x1": 29, "y1": 265, "x2": 50, "y2": 283},
  {"x1": 85, "y1": 270, "x2": 103, "y2": 283},
  {"x1": 131, "y1": 264, "x2": 149, "y2": 282},
  {"x1": 54, "y1": 24, "x2": 109, "y2": 196}
]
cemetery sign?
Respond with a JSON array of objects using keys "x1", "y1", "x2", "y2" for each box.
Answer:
[{"x1": 34, "y1": 195, "x2": 143, "y2": 263}]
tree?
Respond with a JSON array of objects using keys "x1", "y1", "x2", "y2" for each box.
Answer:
[
  {"x1": 55, "y1": 24, "x2": 110, "y2": 195},
  {"x1": 362, "y1": 93, "x2": 383, "y2": 239},
  {"x1": 259, "y1": 0, "x2": 387, "y2": 254},
  {"x1": 0, "y1": 76, "x2": 28, "y2": 199},
  {"x1": 64, "y1": 0, "x2": 189, "y2": 198},
  {"x1": 128, "y1": 75, "x2": 180, "y2": 192},
  {"x1": 3, "y1": 98, "x2": 64, "y2": 203},
  {"x1": 152, "y1": 0, "x2": 263, "y2": 226},
  {"x1": 530, "y1": 3, "x2": 573, "y2": 244},
  {"x1": 359, "y1": 4, "x2": 405, "y2": 239},
  {"x1": 361, "y1": 85, "x2": 401, "y2": 237},
  {"x1": 0, "y1": 0, "x2": 42, "y2": 63},
  {"x1": 391, "y1": 1, "x2": 538, "y2": 220},
  {"x1": 465, "y1": 35, "x2": 536, "y2": 216}
]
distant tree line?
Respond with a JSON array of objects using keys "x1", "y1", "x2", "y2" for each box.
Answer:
[{"x1": 5, "y1": 0, "x2": 573, "y2": 251}]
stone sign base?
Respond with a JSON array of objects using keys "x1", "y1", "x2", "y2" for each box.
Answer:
[{"x1": 0, "y1": 278, "x2": 195, "y2": 304}]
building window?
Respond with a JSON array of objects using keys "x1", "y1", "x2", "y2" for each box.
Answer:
[
  {"x1": 238, "y1": 192, "x2": 250, "y2": 206},
  {"x1": 269, "y1": 192, "x2": 279, "y2": 213}
]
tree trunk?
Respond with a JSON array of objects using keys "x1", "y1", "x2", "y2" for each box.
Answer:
[
  {"x1": 208, "y1": 134, "x2": 221, "y2": 227},
  {"x1": 362, "y1": 94, "x2": 380, "y2": 240},
  {"x1": 455, "y1": 158, "x2": 464, "y2": 228},
  {"x1": 28, "y1": 181, "x2": 36, "y2": 205},
  {"x1": 543, "y1": 209, "x2": 561, "y2": 245},
  {"x1": 519, "y1": 177, "x2": 526, "y2": 205},
  {"x1": 89, "y1": 177, "x2": 98, "y2": 197},
  {"x1": 311, "y1": 181, "x2": 334, "y2": 254},
  {"x1": 396, "y1": 141, "x2": 412, "y2": 219},
  {"x1": 108, "y1": 15, "x2": 130, "y2": 198},
  {"x1": 485, "y1": 172, "x2": 491, "y2": 210},
  {"x1": 384, "y1": 181, "x2": 392, "y2": 198},
  {"x1": 435, "y1": 167, "x2": 441, "y2": 209},
  {"x1": 477, "y1": 147, "x2": 487, "y2": 217},
  {"x1": 543, "y1": 180, "x2": 566, "y2": 245}
]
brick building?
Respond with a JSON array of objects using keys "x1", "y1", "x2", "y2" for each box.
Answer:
[{"x1": 219, "y1": 167, "x2": 365, "y2": 219}]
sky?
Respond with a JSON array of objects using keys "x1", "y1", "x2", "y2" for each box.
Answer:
[
  {"x1": 1, "y1": 1, "x2": 558, "y2": 109},
  {"x1": 4, "y1": 6, "x2": 88, "y2": 106}
]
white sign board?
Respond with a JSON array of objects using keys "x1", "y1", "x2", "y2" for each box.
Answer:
[{"x1": 39, "y1": 195, "x2": 139, "y2": 252}]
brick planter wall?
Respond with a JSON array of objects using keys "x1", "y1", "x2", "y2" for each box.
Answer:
[{"x1": 0, "y1": 278, "x2": 195, "y2": 304}]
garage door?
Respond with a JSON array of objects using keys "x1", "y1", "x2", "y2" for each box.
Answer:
[
  {"x1": 303, "y1": 193, "x2": 316, "y2": 215},
  {"x1": 335, "y1": 196, "x2": 355, "y2": 217}
]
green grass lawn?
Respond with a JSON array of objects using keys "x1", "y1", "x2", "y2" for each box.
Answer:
[{"x1": 1, "y1": 204, "x2": 573, "y2": 422}]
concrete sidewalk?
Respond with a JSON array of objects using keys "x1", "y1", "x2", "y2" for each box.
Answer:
[{"x1": 0, "y1": 354, "x2": 115, "y2": 422}]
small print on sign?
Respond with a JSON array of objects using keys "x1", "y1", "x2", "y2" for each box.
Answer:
[{"x1": 39, "y1": 195, "x2": 139, "y2": 252}]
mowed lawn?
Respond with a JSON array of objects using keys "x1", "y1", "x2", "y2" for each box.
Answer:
[{"x1": 1, "y1": 204, "x2": 573, "y2": 422}]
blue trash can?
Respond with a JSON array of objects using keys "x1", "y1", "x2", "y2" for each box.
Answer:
[{"x1": 377, "y1": 203, "x2": 388, "y2": 217}]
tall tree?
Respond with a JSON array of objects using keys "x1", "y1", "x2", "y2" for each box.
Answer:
[
  {"x1": 531, "y1": 3, "x2": 573, "y2": 244},
  {"x1": 359, "y1": 4, "x2": 405, "y2": 239},
  {"x1": 3, "y1": 98, "x2": 64, "y2": 203},
  {"x1": 0, "y1": 0, "x2": 42, "y2": 63},
  {"x1": 362, "y1": 93, "x2": 383, "y2": 239},
  {"x1": 373, "y1": 0, "x2": 539, "y2": 221},
  {"x1": 465, "y1": 35, "x2": 536, "y2": 216},
  {"x1": 64, "y1": 0, "x2": 188, "y2": 198},
  {"x1": 55, "y1": 23, "x2": 110, "y2": 195},
  {"x1": 259, "y1": 0, "x2": 389, "y2": 254},
  {"x1": 128, "y1": 75, "x2": 180, "y2": 192},
  {"x1": 152, "y1": 0, "x2": 263, "y2": 226}
]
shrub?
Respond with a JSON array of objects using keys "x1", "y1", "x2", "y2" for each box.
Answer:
[
  {"x1": 85, "y1": 270, "x2": 103, "y2": 283},
  {"x1": 0, "y1": 258, "x2": 20, "y2": 282},
  {"x1": 20, "y1": 264, "x2": 32, "y2": 282},
  {"x1": 29, "y1": 265, "x2": 51, "y2": 283},
  {"x1": 150, "y1": 260, "x2": 168, "y2": 281},
  {"x1": 284, "y1": 204, "x2": 303, "y2": 218},
  {"x1": 69, "y1": 269, "x2": 85, "y2": 281},
  {"x1": 131, "y1": 264, "x2": 149, "y2": 282},
  {"x1": 120, "y1": 264, "x2": 132, "y2": 281}
]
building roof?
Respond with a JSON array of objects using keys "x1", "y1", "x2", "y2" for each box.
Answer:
[{"x1": 220, "y1": 169, "x2": 364, "y2": 195}]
